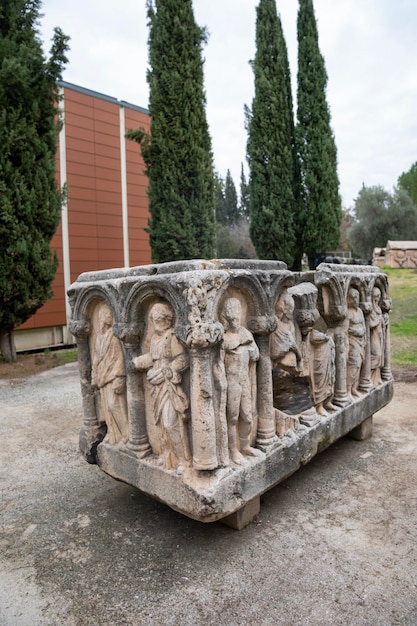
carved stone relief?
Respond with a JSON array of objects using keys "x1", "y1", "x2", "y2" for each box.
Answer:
[
  {"x1": 219, "y1": 296, "x2": 262, "y2": 465},
  {"x1": 69, "y1": 260, "x2": 394, "y2": 525},
  {"x1": 271, "y1": 288, "x2": 304, "y2": 435},
  {"x1": 289, "y1": 283, "x2": 336, "y2": 416},
  {"x1": 271, "y1": 288, "x2": 302, "y2": 375},
  {"x1": 369, "y1": 286, "x2": 385, "y2": 387},
  {"x1": 133, "y1": 301, "x2": 191, "y2": 471},
  {"x1": 346, "y1": 287, "x2": 366, "y2": 399},
  {"x1": 89, "y1": 301, "x2": 129, "y2": 445}
]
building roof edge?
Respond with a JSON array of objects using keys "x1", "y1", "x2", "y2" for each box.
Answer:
[{"x1": 58, "y1": 80, "x2": 149, "y2": 115}]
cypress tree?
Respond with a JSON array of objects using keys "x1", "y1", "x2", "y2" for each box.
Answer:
[
  {"x1": 127, "y1": 0, "x2": 216, "y2": 263},
  {"x1": 246, "y1": 0, "x2": 298, "y2": 267},
  {"x1": 239, "y1": 164, "x2": 250, "y2": 222},
  {"x1": 0, "y1": 0, "x2": 69, "y2": 362},
  {"x1": 214, "y1": 171, "x2": 227, "y2": 225},
  {"x1": 215, "y1": 170, "x2": 239, "y2": 227},
  {"x1": 296, "y1": 0, "x2": 342, "y2": 267},
  {"x1": 224, "y1": 169, "x2": 239, "y2": 226}
]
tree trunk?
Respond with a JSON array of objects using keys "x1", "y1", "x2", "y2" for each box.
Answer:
[
  {"x1": 0, "y1": 328, "x2": 17, "y2": 363},
  {"x1": 308, "y1": 254, "x2": 316, "y2": 270},
  {"x1": 290, "y1": 251, "x2": 303, "y2": 272}
]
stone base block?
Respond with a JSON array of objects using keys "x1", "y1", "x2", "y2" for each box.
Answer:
[
  {"x1": 94, "y1": 381, "x2": 393, "y2": 524},
  {"x1": 221, "y1": 496, "x2": 260, "y2": 530},
  {"x1": 348, "y1": 415, "x2": 373, "y2": 441}
]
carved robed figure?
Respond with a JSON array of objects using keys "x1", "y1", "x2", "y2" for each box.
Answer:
[
  {"x1": 220, "y1": 297, "x2": 262, "y2": 465},
  {"x1": 134, "y1": 302, "x2": 191, "y2": 470},
  {"x1": 346, "y1": 287, "x2": 366, "y2": 398},
  {"x1": 90, "y1": 302, "x2": 129, "y2": 444}
]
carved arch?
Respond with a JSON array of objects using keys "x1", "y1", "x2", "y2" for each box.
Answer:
[
  {"x1": 70, "y1": 284, "x2": 121, "y2": 329},
  {"x1": 214, "y1": 274, "x2": 271, "y2": 324},
  {"x1": 314, "y1": 271, "x2": 346, "y2": 325},
  {"x1": 270, "y1": 273, "x2": 297, "y2": 312},
  {"x1": 123, "y1": 280, "x2": 186, "y2": 340},
  {"x1": 345, "y1": 276, "x2": 367, "y2": 306},
  {"x1": 371, "y1": 273, "x2": 389, "y2": 301}
]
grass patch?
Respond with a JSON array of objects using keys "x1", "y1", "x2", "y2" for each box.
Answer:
[
  {"x1": 391, "y1": 337, "x2": 417, "y2": 367},
  {"x1": 55, "y1": 348, "x2": 78, "y2": 365},
  {"x1": 390, "y1": 316, "x2": 417, "y2": 337},
  {"x1": 0, "y1": 347, "x2": 78, "y2": 379},
  {"x1": 383, "y1": 268, "x2": 417, "y2": 367},
  {"x1": 383, "y1": 268, "x2": 417, "y2": 319},
  {"x1": 392, "y1": 350, "x2": 417, "y2": 367}
]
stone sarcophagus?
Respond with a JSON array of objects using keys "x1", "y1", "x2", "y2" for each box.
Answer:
[{"x1": 68, "y1": 260, "x2": 393, "y2": 527}]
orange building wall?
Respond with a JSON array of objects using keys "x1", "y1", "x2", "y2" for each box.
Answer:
[{"x1": 18, "y1": 83, "x2": 151, "y2": 337}]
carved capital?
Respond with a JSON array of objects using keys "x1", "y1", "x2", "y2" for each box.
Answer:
[
  {"x1": 69, "y1": 319, "x2": 91, "y2": 339},
  {"x1": 361, "y1": 301, "x2": 373, "y2": 316},
  {"x1": 382, "y1": 297, "x2": 392, "y2": 314},
  {"x1": 322, "y1": 304, "x2": 346, "y2": 326},
  {"x1": 113, "y1": 322, "x2": 143, "y2": 345},
  {"x1": 186, "y1": 321, "x2": 223, "y2": 349},
  {"x1": 247, "y1": 315, "x2": 277, "y2": 335}
]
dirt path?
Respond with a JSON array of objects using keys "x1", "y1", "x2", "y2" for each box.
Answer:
[{"x1": 0, "y1": 349, "x2": 77, "y2": 380}]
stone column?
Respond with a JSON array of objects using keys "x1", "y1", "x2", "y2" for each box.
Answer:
[
  {"x1": 381, "y1": 298, "x2": 393, "y2": 381},
  {"x1": 69, "y1": 320, "x2": 104, "y2": 454},
  {"x1": 114, "y1": 322, "x2": 152, "y2": 458},
  {"x1": 359, "y1": 302, "x2": 373, "y2": 393},
  {"x1": 319, "y1": 295, "x2": 348, "y2": 408},
  {"x1": 332, "y1": 323, "x2": 349, "y2": 407},
  {"x1": 186, "y1": 322, "x2": 224, "y2": 471},
  {"x1": 189, "y1": 348, "x2": 218, "y2": 470},
  {"x1": 249, "y1": 316, "x2": 277, "y2": 449}
]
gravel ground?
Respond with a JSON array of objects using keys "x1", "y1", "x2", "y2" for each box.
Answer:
[{"x1": 1, "y1": 363, "x2": 416, "y2": 626}]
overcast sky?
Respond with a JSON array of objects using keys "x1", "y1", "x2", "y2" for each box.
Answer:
[{"x1": 40, "y1": 0, "x2": 417, "y2": 208}]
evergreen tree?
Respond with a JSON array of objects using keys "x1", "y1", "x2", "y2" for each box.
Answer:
[
  {"x1": 214, "y1": 171, "x2": 227, "y2": 225},
  {"x1": 215, "y1": 169, "x2": 239, "y2": 227},
  {"x1": 348, "y1": 185, "x2": 417, "y2": 260},
  {"x1": 127, "y1": 0, "x2": 216, "y2": 263},
  {"x1": 398, "y1": 162, "x2": 417, "y2": 207},
  {"x1": 215, "y1": 169, "x2": 255, "y2": 258},
  {"x1": 224, "y1": 169, "x2": 239, "y2": 225},
  {"x1": 296, "y1": 0, "x2": 342, "y2": 268},
  {"x1": 246, "y1": 0, "x2": 298, "y2": 267},
  {"x1": 239, "y1": 163, "x2": 250, "y2": 222},
  {"x1": 0, "y1": 0, "x2": 69, "y2": 362}
]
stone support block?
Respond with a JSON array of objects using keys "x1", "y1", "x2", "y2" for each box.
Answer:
[
  {"x1": 348, "y1": 415, "x2": 373, "y2": 441},
  {"x1": 221, "y1": 496, "x2": 261, "y2": 530}
]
